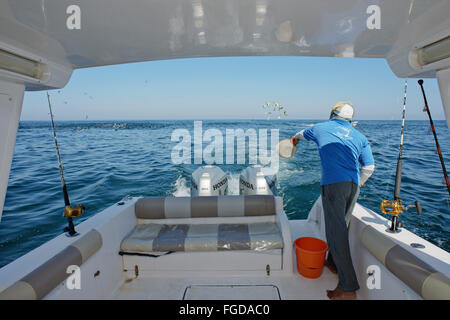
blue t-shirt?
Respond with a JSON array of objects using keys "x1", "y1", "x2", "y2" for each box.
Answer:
[{"x1": 303, "y1": 118, "x2": 374, "y2": 186}]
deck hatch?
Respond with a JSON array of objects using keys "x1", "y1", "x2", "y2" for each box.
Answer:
[{"x1": 183, "y1": 284, "x2": 281, "y2": 300}]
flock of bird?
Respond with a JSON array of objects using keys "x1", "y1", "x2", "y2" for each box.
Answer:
[
  {"x1": 262, "y1": 101, "x2": 287, "y2": 120},
  {"x1": 51, "y1": 84, "x2": 288, "y2": 122}
]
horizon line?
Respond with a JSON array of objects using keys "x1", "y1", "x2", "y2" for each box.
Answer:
[{"x1": 18, "y1": 118, "x2": 446, "y2": 122}]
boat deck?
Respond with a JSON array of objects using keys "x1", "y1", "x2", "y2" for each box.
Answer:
[
  {"x1": 112, "y1": 220, "x2": 344, "y2": 300},
  {"x1": 112, "y1": 269, "x2": 341, "y2": 300}
]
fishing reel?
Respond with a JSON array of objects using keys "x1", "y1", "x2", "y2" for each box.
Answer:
[
  {"x1": 63, "y1": 204, "x2": 85, "y2": 237},
  {"x1": 380, "y1": 199, "x2": 422, "y2": 233},
  {"x1": 63, "y1": 204, "x2": 85, "y2": 218}
]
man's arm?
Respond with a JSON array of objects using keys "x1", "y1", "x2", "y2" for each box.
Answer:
[
  {"x1": 291, "y1": 129, "x2": 307, "y2": 146},
  {"x1": 359, "y1": 141, "x2": 375, "y2": 186},
  {"x1": 360, "y1": 164, "x2": 375, "y2": 186}
]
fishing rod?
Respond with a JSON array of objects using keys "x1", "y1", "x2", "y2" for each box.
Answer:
[
  {"x1": 47, "y1": 92, "x2": 84, "y2": 237},
  {"x1": 381, "y1": 81, "x2": 421, "y2": 232},
  {"x1": 394, "y1": 80, "x2": 408, "y2": 202},
  {"x1": 418, "y1": 80, "x2": 450, "y2": 196}
]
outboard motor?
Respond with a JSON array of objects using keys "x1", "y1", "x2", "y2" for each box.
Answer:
[
  {"x1": 239, "y1": 165, "x2": 277, "y2": 195},
  {"x1": 191, "y1": 165, "x2": 228, "y2": 196}
]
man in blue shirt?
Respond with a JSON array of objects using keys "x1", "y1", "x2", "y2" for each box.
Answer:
[{"x1": 291, "y1": 102, "x2": 375, "y2": 300}]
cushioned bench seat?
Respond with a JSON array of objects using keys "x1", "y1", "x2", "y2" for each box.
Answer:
[
  {"x1": 120, "y1": 222, "x2": 283, "y2": 254},
  {"x1": 119, "y1": 195, "x2": 290, "y2": 272}
]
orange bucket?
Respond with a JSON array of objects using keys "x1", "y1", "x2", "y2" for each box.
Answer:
[
  {"x1": 296, "y1": 258, "x2": 324, "y2": 279},
  {"x1": 294, "y1": 237, "x2": 328, "y2": 279}
]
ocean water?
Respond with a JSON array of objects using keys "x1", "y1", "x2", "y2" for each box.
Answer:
[{"x1": 0, "y1": 119, "x2": 449, "y2": 268}]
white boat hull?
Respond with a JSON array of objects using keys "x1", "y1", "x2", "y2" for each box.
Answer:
[{"x1": 0, "y1": 195, "x2": 448, "y2": 300}]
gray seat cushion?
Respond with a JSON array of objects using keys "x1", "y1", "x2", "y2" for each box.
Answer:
[
  {"x1": 135, "y1": 195, "x2": 276, "y2": 219},
  {"x1": 120, "y1": 222, "x2": 283, "y2": 253}
]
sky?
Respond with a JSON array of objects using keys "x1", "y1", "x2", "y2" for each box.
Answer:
[{"x1": 20, "y1": 56, "x2": 446, "y2": 121}]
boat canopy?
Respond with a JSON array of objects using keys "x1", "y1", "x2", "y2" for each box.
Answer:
[{"x1": 0, "y1": 0, "x2": 449, "y2": 90}]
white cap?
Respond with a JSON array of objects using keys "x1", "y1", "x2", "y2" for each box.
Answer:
[{"x1": 331, "y1": 102, "x2": 354, "y2": 121}]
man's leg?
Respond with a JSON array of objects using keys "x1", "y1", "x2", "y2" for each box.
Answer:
[
  {"x1": 321, "y1": 182, "x2": 360, "y2": 297},
  {"x1": 345, "y1": 183, "x2": 360, "y2": 227},
  {"x1": 325, "y1": 252, "x2": 337, "y2": 273},
  {"x1": 326, "y1": 183, "x2": 359, "y2": 273}
]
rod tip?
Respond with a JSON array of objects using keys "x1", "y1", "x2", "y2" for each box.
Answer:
[{"x1": 418, "y1": 79, "x2": 424, "y2": 85}]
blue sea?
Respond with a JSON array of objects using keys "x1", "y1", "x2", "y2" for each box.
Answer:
[{"x1": 1, "y1": 119, "x2": 449, "y2": 268}]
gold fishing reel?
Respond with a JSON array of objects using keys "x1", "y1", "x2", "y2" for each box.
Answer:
[
  {"x1": 381, "y1": 199, "x2": 403, "y2": 233},
  {"x1": 63, "y1": 204, "x2": 85, "y2": 218},
  {"x1": 380, "y1": 200, "x2": 403, "y2": 216},
  {"x1": 381, "y1": 199, "x2": 422, "y2": 233}
]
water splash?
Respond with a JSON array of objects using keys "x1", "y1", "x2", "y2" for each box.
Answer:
[{"x1": 172, "y1": 175, "x2": 191, "y2": 197}]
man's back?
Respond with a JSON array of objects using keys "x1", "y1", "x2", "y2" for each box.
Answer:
[{"x1": 303, "y1": 118, "x2": 374, "y2": 186}]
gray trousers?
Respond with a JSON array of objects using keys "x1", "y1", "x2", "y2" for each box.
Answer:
[{"x1": 321, "y1": 181, "x2": 360, "y2": 292}]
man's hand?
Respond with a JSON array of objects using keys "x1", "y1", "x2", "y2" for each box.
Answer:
[{"x1": 291, "y1": 136, "x2": 299, "y2": 146}]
